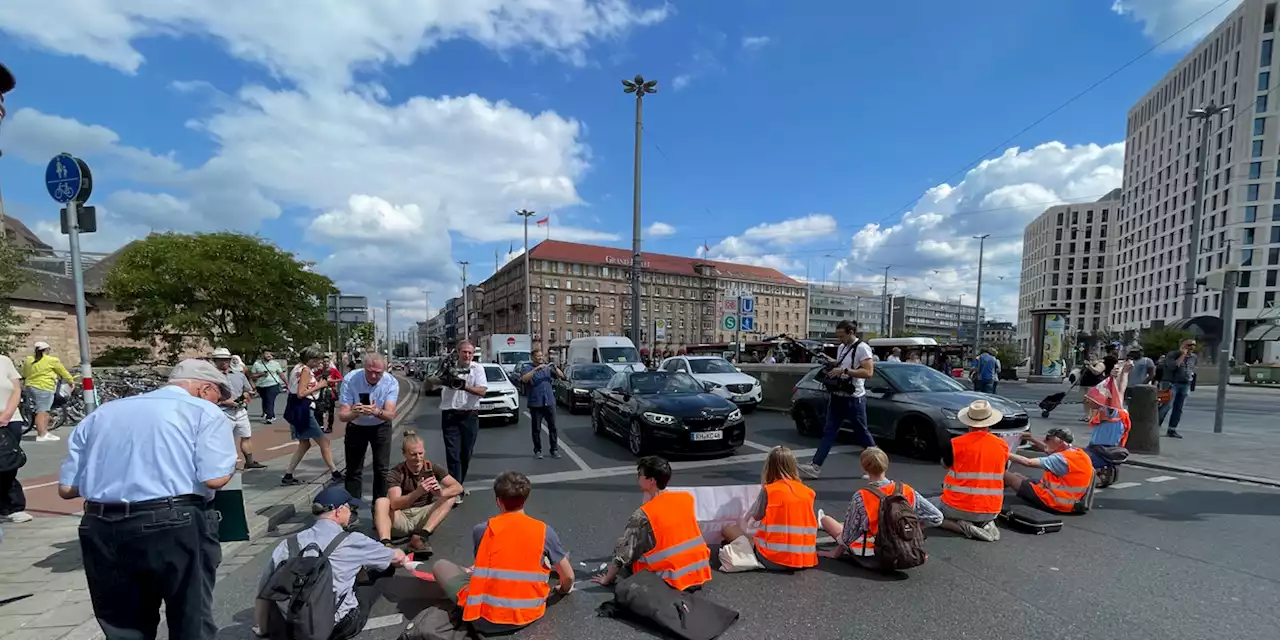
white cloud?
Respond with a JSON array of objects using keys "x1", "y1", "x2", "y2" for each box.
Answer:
[
  {"x1": 1111, "y1": 0, "x2": 1243, "y2": 50},
  {"x1": 0, "y1": 0, "x2": 672, "y2": 88},
  {"x1": 671, "y1": 74, "x2": 693, "y2": 90},
  {"x1": 697, "y1": 213, "x2": 839, "y2": 274},
  {"x1": 741, "y1": 35, "x2": 771, "y2": 50},
  {"x1": 646, "y1": 221, "x2": 676, "y2": 237}
]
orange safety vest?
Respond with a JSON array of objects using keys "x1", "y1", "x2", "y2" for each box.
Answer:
[
  {"x1": 1088, "y1": 408, "x2": 1132, "y2": 447},
  {"x1": 458, "y1": 512, "x2": 551, "y2": 627},
  {"x1": 633, "y1": 491, "x2": 712, "y2": 590},
  {"x1": 850, "y1": 481, "x2": 917, "y2": 557},
  {"x1": 1031, "y1": 448, "x2": 1096, "y2": 513},
  {"x1": 941, "y1": 431, "x2": 1009, "y2": 515},
  {"x1": 752, "y1": 478, "x2": 818, "y2": 568}
]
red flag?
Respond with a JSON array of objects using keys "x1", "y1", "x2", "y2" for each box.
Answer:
[
  {"x1": 703, "y1": 241, "x2": 710, "y2": 253},
  {"x1": 536, "y1": 217, "x2": 549, "y2": 225}
]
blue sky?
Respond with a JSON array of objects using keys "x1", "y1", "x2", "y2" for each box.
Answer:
[{"x1": 0, "y1": 0, "x2": 1239, "y2": 332}]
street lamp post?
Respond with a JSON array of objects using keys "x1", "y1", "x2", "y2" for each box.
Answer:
[
  {"x1": 973, "y1": 234, "x2": 990, "y2": 355},
  {"x1": 517, "y1": 209, "x2": 536, "y2": 338},
  {"x1": 1182, "y1": 103, "x2": 1231, "y2": 319},
  {"x1": 622, "y1": 74, "x2": 657, "y2": 345},
  {"x1": 459, "y1": 261, "x2": 470, "y2": 345}
]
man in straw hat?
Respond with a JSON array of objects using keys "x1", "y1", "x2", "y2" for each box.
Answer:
[
  {"x1": 938, "y1": 399, "x2": 1010, "y2": 542},
  {"x1": 212, "y1": 347, "x2": 265, "y2": 469}
]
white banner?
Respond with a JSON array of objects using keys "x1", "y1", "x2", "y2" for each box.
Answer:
[{"x1": 668, "y1": 484, "x2": 762, "y2": 545}]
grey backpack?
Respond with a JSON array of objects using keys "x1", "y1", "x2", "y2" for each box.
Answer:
[{"x1": 258, "y1": 532, "x2": 351, "y2": 640}]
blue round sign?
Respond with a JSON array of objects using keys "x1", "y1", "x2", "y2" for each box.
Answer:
[{"x1": 46, "y1": 153, "x2": 83, "y2": 204}]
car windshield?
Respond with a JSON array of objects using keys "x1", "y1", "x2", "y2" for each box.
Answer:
[
  {"x1": 483, "y1": 366, "x2": 508, "y2": 383},
  {"x1": 498, "y1": 351, "x2": 531, "y2": 364},
  {"x1": 573, "y1": 365, "x2": 615, "y2": 381},
  {"x1": 630, "y1": 372, "x2": 704, "y2": 395},
  {"x1": 599, "y1": 346, "x2": 640, "y2": 364},
  {"x1": 880, "y1": 365, "x2": 965, "y2": 393},
  {"x1": 688, "y1": 358, "x2": 737, "y2": 374}
]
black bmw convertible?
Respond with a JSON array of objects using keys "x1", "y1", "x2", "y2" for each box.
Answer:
[{"x1": 590, "y1": 370, "x2": 746, "y2": 457}]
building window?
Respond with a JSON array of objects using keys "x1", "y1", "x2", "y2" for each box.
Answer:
[
  {"x1": 1252, "y1": 162, "x2": 1263, "y2": 179},
  {"x1": 1247, "y1": 205, "x2": 1259, "y2": 222},
  {"x1": 1260, "y1": 94, "x2": 1270, "y2": 114},
  {"x1": 1243, "y1": 249, "x2": 1255, "y2": 266},
  {"x1": 548, "y1": 293, "x2": 556, "y2": 305},
  {"x1": 1238, "y1": 292, "x2": 1250, "y2": 309},
  {"x1": 1257, "y1": 117, "x2": 1268, "y2": 136},
  {"x1": 1264, "y1": 39, "x2": 1275, "y2": 67},
  {"x1": 1241, "y1": 271, "x2": 1253, "y2": 288},
  {"x1": 549, "y1": 311, "x2": 556, "y2": 322},
  {"x1": 1272, "y1": 247, "x2": 1280, "y2": 265},
  {"x1": 1249, "y1": 184, "x2": 1261, "y2": 201},
  {"x1": 1253, "y1": 140, "x2": 1265, "y2": 158},
  {"x1": 1245, "y1": 227, "x2": 1257, "y2": 245},
  {"x1": 1263, "y1": 71, "x2": 1273, "y2": 91},
  {"x1": 1269, "y1": 270, "x2": 1279, "y2": 287}
]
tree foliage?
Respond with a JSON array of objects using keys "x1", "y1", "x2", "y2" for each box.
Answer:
[
  {"x1": 103, "y1": 233, "x2": 337, "y2": 360},
  {"x1": 347, "y1": 322, "x2": 375, "y2": 348},
  {"x1": 1141, "y1": 327, "x2": 1194, "y2": 358},
  {"x1": 0, "y1": 236, "x2": 31, "y2": 354},
  {"x1": 988, "y1": 341, "x2": 1024, "y2": 372}
]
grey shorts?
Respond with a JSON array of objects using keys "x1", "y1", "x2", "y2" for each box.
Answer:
[
  {"x1": 25, "y1": 388, "x2": 54, "y2": 414},
  {"x1": 226, "y1": 408, "x2": 252, "y2": 438},
  {"x1": 940, "y1": 502, "x2": 1000, "y2": 524}
]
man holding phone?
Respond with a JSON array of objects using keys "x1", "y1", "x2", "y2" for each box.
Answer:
[
  {"x1": 519, "y1": 349, "x2": 562, "y2": 459},
  {"x1": 338, "y1": 353, "x2": 400, "y2": 521},
  {"x1": 373, "y1": 429, "x2": 461, "y2": 555}
]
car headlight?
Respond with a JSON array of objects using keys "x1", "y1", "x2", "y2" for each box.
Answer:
[
  {"x1": 940, "y1": 408, "x2": 958, "y2": 421},
  {"x1": 727, "y1": 409, "x2": 743, "y2": 423},
  {"x1": 643, "y1": 411, "x2": 677, "y2": 425},
  {"x1": 705, "y1": 381, "x2": 723, "y2": 389},
  {"x1": 573, "y1": 388, "x2": 590, "y2": 396}
]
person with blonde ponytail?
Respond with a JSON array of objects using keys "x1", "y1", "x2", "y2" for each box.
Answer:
[{"x1": 719, "y1": 446, "x2": 819, "y2": 571}]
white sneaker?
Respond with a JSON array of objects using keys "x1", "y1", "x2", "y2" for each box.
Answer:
[
  {"x1": 799, "y1": 464, "x2": 821, "y2": 479},
  {"x1": 36, "y1": 433, "x2": 60, "y2": 442},
  {"x1": 816, "y1": 508, "x2": 826, "y2": 525},
  {"x1": 7, "y1": 512, "x2": 32, "y2": 523}
]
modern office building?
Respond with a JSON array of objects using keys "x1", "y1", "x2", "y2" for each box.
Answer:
[
  {"x1": 888, "y1": 295, "x2": 982, "y2": 343},
  {"x1": 806, "y1": 285, "x2": 884, "y2": 338},
  {"x1": 1017, "y1": 190, "x2": 1122, "y2": 352},
  {"x1": 479, "y1": 240, "x2": 808, "y2": 357},
  {"x1": 981, "y1": 321, "x2": 1016, "y2": 346},
  {"x1": 1113, "y1": 0, "x2": 1280, "y2": 347}
]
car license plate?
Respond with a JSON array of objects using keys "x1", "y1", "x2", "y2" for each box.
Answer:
[
  {"x1": 691, "y1": 430, "x2": 723, "y2": 442},
  {"x1": 733, "y1": 394, "x2": 751, "y2": 402}
]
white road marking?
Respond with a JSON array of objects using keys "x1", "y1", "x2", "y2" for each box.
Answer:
[
  {"x1": 1107, "y1": 482, "x2": 1142, "y2": 489},
  {"x1": 741, "y1": 440, "x2": 773, "y2": 452},
  {"x1": 25, "y1": 480, "x2": 59, "y2": 489},
  {"x1": 524, "y1": 410, "x2": 591, "y2": 471},
  {"x1": 363, "y1": 614, "x2": 405, "y2": 630},
  {"x1": 1146, "y1": 475, "x2": 1177, "y2": 483},
  {"x1": 267, "y1": 441, "x2": 298, "y2": 451}
]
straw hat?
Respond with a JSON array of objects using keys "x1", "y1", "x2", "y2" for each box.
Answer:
[{"x1": 957, "y1": 399, "x2": 1003, "y2": 428}]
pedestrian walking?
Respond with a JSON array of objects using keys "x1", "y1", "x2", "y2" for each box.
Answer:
[
  {"x1": 280, "y1": 345, "x2": 341, "y2": 487},
  {"x1": 20, "y1": 341, "x2": 75, "y2": 442},
  {"x1": 519, "y1": 349, "x2": 562, "y2": 459},
  {"x1": 337, "y1": 353, "x2": 400, "y2": 523},
  {"x1": 212, "y1": 348, "x2": 265, "y2": 470},
  {"x1": 57, "y1": 359, "x2": 237, "y2": 639},
  {"x1": 1157, "y1": 338, "x2": 1198, "y2": 439},
  {"x1": 249, "y1": 349, "x2": 286, "y2": 424},
  {"x1": 799, "y1": 320, "x2": 875, "y2": 479},
  {"x1": 435, "y1": 341, "x2": 487, "y2": 504},
  {"x1": 0, "y1": 353, "x2": 30, "y2": 523}
]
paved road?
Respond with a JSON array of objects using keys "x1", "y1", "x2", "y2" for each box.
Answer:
[{"x1": 205, "y1": 397, "x2": 1280, "y2": 640}]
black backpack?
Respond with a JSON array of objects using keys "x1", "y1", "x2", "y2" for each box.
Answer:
[
  {"x1": 258, "y1": 532, "x2": 352, "y2": 640},
  {"x1": 866, "y1": 484, "x2": 927, "y2": 571}
]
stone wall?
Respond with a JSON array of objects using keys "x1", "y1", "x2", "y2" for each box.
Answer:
[{"x1": 6, "y1": 299, "x2": 208, "y2": 366}]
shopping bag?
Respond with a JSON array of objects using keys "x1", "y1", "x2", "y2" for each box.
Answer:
[
  {"x1": 213, "y1": 472, "x2": 249, "y2": 542},
  {"x1": 668, "y1": 485, "x2": 761, "y2": 545}
]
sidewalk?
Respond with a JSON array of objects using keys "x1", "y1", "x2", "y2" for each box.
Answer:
[{"x1": 0, "y1": 377, "x2": 421, "y2": 639}]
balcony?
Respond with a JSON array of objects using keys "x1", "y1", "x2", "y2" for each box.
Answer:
[{"x1": 571, "y1": 302, "x2": 597, "y2": 312}]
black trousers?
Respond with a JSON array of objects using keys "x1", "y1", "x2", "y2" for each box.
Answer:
[
  {"x1": 529, "y1": 405, "x2": 558, "y2": 454},
  {"x1": 0, "y1": 421, "x2": 27, "y2": 515},
  {"x1": 314, "y1": 403, "x2": 335, "y2": 429},
  {"x1": 344, "y1": 422, "x2": 392, "y2": 501},
  {"x1": 441, "y1": 410, "x2": 479, "y2": 484},
  {"x1": 79, "y1": 501, "x2": 220, "y2": 640}
]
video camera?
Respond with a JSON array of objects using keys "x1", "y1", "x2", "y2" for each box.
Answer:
[{"x1": 433, "y1": 352, "x2": 470, "y2": 390}]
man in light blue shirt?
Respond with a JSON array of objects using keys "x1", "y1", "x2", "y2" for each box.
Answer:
[
  {"x1": 338, "y1": 353, "x2": 400, "y2": 519},
  {"x1": 58, "y1": 359, "x2": 237, "y2": 640},
  {"x1": 974, "y1": 349, "x2": 1000, "y2": 394}
]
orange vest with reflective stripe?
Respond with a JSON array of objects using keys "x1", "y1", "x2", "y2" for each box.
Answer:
[
  {"x1": 941, "y1": 431, "x2": 1009, "y2": 514},
  {"x1": 1031, "y1": 447, "x2": 1095, "y2": 513},
  {"x1": 753, "y1": 478, "x2": 818, "y2": 568},
  {"x1": 633, "y1": 491, "x2": 712, "y2": 590},
  {"x1": 459, "y1": 512, "x2": 551, "y2": 627},
  {"x1": 850, "y1": 482, "x2": 917, "y2": 556}
]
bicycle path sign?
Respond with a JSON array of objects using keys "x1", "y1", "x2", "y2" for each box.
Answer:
[{"x1": 46, "y1": 153, "x2": 92, "y2": 204}]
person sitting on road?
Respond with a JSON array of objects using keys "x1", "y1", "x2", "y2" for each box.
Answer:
[
  {"x1": 1084, "y1": 361, "x2": 1132, "y2": 448},
  {"x1": 430, "y1": 471, "x2": 574, "y2": 636},
  {"x1": 373, "y1": 429, "x2": 462, "y2": 556},
  {"x1": 254, "y1": 486, "x2": 408, "y2": 640},
  {"x1": 819, "y1": 447, "x2": 942, "y2": 569},
  {"x1": 593, "y1": 456, "x2": 713, "y2": 591},
  {"x1": 719, "y1": 446, "x2": 817, "y2": 571},
  {"x1": 1006, "y1": 427, "x2": 1096, "y2": 514},
  {"x1": 938, "y1": 399, "x2": 1008, "y2": 542}
]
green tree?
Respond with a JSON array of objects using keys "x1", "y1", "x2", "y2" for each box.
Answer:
[
  {"x1": 1141, "y1": 327, "x2": 1194, "y2": 359},
  {"x1": 347, "y1": 322, "x2": 375, "y2": 348},
  {"x1": 988, "y1": 341, "x2": 1024, "y2": 372},
  {"x1": 0, "y1": 236, "x2": 31, "y2": 353},
  {"x1": 103, "y1": 233, "x2": 337, "y2": 360}
]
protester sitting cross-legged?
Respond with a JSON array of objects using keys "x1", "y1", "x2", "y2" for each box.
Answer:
[
  {"x1": 718, "y1": 446, "x2": 817, "y2": 572},
  {"x1": 938, "y1": 399, "x2": 1009, "y2": 542},
  {"x1": 593, "y1": 456, "x2": 713, "y2": 590},
  {"x1": 819, "y1": 447, "x2": 942, "y2": 571},
  {"x1": 373, "y1": 429, "x2": 462, "y2": 556},
  {"x1": 254, "y1": 486, "x2": 407, "y2": 640},
  {"x1": 430, "y1": 471, "x2": 574, "y2": 636},
  {"x1": 1006, "y1": 427, "x2": 1096, "y2": 515}
]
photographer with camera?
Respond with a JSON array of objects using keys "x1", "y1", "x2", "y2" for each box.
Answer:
[
  {"x1": 431, "y1": 341, "x2": 487, "y2": 505},
  {"x1": 799, "y1": 319, "x2": 876, "y2": 479}
]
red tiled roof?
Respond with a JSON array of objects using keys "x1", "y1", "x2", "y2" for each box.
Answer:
[{"x1": 527, "y1": 240, "x2": 801, "y2": 286}]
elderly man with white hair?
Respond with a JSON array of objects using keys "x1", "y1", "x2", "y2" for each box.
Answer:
[
  {"x1": 338, "y1": 352, "x2": 400, "y2": 522},
  {"x1": 58, "y1": 359, "x2": 238, "y2": 639}
]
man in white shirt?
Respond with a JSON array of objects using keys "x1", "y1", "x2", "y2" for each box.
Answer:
[
  {"x1": 435, "y1": 341, "x2": 487, "y2": 505},
  {"x1": 800, "y1": 320, "x2": 876, "y2": 479}
]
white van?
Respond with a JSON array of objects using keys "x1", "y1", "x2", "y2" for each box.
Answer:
[{"x1": 568, "y1": 337, "x2": 643, "y2": 373}]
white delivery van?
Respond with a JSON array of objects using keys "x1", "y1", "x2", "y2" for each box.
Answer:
[
  {"x1": 568, "y1": 337, "x2": 642, "y2": 373},
  {"x1": 486, "y1": 334, "x2": 532, "y2": 374}
]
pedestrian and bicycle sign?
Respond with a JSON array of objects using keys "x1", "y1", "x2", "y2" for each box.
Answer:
[
  {"x1": 740, "y1": 316, "x2": 755, "y2": 332},
  {"x1": 45, "y1": 153, "x2": 93, "y2": 204}
]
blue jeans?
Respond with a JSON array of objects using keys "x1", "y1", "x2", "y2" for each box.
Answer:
[
  {"x1": 813, "y1": 395, "x2": 875, "y2": 466},
  {"x1": 1158, "y1": 382, "x2": 1190, "y2": 430},
  {"x1": 257, "y1": 384, "x2": 280, "y2": 420},
  {"x1": 975, "y1": 379, "x2": 996, "y2": 394}
]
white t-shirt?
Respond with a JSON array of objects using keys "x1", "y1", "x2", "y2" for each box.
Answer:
[
  {"x1": 833, "y1": 340, "x2": 875, "y2": 398},
  {"x1": 440, "y1": 362, "x2": 488, "y2": 411},
  {"x1": 886, "y1": 355, "x2": 901, "y2": 362},
  {"x1": 0, "y1": 356, "x2": 23, "y2": 424},
  {"x1": 288, "y1": 364, "x2": 322, "y2": 400}
]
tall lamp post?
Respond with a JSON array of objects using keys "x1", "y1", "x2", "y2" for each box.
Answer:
[
  {"x1": 973, "y1": 234, "x2": 989, "y2": 355},
  {"x1": 516, "y1": 209, "x2": 536, "y2": 337},
  {"x1": 459, "y1": 261, "x2": 470, "y2": 345},
  {"x1": 622, "y1": 74, "x2": 657, "y2": 345},
  {"x1": 1182, "y1": 103, "x2": 1231, "y2": 319}
]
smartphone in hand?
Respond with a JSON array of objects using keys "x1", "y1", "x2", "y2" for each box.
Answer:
[{"x1": 358, "y1": 392, "x2": 371, "y2": 405}]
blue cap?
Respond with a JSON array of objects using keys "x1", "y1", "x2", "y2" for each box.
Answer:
[{"x1": 314, "y1": 486, "x2": 360, "y2": 511}]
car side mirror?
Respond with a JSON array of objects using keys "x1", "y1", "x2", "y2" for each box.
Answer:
[
  {"x1": 734, "y1": 367, "x2": 743, "y2": 373},
  {"x1": 702, "y1": 381, "x2": 717, "y2": 392}
]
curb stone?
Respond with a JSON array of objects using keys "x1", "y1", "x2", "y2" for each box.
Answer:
[{"x1": 1126, "y1": 456, "x2": 1280, "y2": 488}]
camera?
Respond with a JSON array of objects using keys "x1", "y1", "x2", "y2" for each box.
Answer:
[{"x1": 434, "y1": 353, "x2": 470, "y2": 390}]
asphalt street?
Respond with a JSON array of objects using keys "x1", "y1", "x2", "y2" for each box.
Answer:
[
  {"x1": 207, "y1": 396, "x2": 1280, "y2": 640},
  {"x1": 992, "y1": 380, "x2": 1280, "y2": 432}
]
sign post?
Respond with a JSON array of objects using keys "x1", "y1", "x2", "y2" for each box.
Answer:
[
  {"x1": 735, "y1": 294, "x2": 755, "y2": 362},
  {"x1": 46, "y1": 153, "x2": 98, "y2": 413}
]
